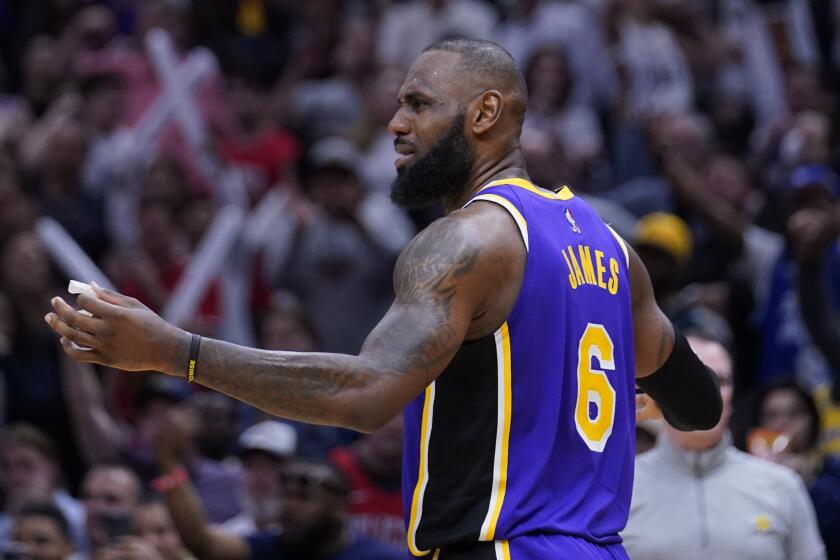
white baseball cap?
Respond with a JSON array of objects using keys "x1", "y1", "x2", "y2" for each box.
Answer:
[{"x1": 238, "y1": 421, "x2": 297, "y2": 458}]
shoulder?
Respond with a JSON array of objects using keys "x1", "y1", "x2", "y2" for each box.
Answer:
[
  {"x1": 726, "y1": 448, "x2": 804, "y2": 492},
  {"x1": 396, "y1": 206, "x2": 522, "y2": 277},
  {"x1": 393, "y1": 208, "x2": 525, "y2": 316}
]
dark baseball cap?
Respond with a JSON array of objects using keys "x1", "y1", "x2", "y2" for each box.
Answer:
[{"x1": 788, "y1": 164, "x2": 839, "y2": 199}]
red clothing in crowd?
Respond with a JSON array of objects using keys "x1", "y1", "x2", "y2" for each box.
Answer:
[{"x1": 329, "y1": 447, "x2": 405, "y2": 550}]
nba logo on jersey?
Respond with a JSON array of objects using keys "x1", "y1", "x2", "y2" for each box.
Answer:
[{"x1": 565, "y1": 208, "x2": 582, "y2": 234}]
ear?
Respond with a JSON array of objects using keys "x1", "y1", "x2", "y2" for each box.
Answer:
[{"x1": 470, "y1": 90, "x2": 503, "y2": 135}]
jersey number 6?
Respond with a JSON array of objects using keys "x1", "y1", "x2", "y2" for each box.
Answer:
[{"x1": 574, "y1": 323, "x2": 616, "y2": 453}]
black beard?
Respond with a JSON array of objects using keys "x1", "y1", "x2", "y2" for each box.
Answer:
[{"x1": 390, "y1": 114, "x2": 474, "y2": 209}]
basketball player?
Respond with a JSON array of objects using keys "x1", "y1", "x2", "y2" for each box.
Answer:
[{"x1": 45, "y1": 40, "x2": 722, "y2": 559}]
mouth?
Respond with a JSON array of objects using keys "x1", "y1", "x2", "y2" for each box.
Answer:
[
  {"x1": 395, "y1": 153, "x2": 415, "y2": 168},
  {"x1": 394, "y1": 140, "x2": 416, "y2": 168}
]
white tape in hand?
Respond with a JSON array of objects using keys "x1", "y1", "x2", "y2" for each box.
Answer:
[{"x1": 67, "y1": 281, "x2": 95, "y2": 351}]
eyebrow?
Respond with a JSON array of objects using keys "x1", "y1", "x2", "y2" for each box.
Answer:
[{"x1": 400, "y1": 90, "x2": 433, "y2": 103}]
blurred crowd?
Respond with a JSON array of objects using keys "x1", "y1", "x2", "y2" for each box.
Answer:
[{"x1": 0, "y1": 0, "x2": 838, "y2": 558}]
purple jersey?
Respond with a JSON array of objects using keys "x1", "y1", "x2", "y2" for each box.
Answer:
[{"x1": 402, "y1": 179, "x2": 636, "y2": 556}]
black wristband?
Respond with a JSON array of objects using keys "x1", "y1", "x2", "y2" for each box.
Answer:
[
  {"x1": 187, "y1": 333, "x2": 201, "y2": 383},
  {"x1": 636, "y1": 327, "x2": 723, "y2": 431}
]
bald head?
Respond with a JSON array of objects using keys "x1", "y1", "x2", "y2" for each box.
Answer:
[{"x1": 423, "y1": 39, "x2": 527, "y2": 128}]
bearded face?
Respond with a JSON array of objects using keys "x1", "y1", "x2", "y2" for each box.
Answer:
[{"x1": 390, "y1": 112, "x2": 475, "y2": 209}]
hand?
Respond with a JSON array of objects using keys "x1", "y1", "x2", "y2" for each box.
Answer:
[
  {"x1": 636, "y1": 392, "x2": 663, "y2": 422},
  {"x1": 44, "y1": 283, "x2": 189, "y2": 375},
  {"x1": 154, "y1": 406, "x2": 199, "y2": 467},
  {"x1": 97, "y1": 537, "x2": 165, "y2": 560}
]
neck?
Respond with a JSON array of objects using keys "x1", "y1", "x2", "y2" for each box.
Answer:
[{"x1": 444, "y1": 150, "x2": 529, "y2": 213}]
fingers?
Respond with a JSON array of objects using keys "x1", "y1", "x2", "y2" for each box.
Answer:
[
  {"x1": 51, "y1": 296, "x2": 105, "y2": 333},
  {"x1": 76, "y1": 291, "x2": 127, "y2": 318},
  {"x1": 59, "y1": 336, "x2": 106, "y2": 363},
  {"x1": 91, "y1": 282, "x2": 144, "y2": 309},
  {"x1": 635, "y1": 394, "x2": 648, "y2": 409},
  {"x1": 46, "y1": 312, "x2": 99, "y2": 349}
]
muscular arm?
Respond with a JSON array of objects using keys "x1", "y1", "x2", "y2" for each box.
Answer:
[
  {"x1": 47, "y1": 210, "x2": 515, "y2": 433},
  {"x1": 629, "y1": 243, "x2": 675, "y2": 377},
  {"x1": 629, "y1": 243, "x2": 723, "y2": 430}
]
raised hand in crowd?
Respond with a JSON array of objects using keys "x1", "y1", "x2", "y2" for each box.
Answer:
[
  {"x1": 153, "y1": 407, "x2": 200, "y2": 471},
  {"x1": 95, "y1": 536, "x2": 166, "y2": 560}
]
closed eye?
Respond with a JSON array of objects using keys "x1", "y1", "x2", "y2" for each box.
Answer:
[{"x1": 400, "y1": 93, "x2": 433, "y2": 111}]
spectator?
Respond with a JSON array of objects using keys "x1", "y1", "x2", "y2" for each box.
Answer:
[
  {"x1": 80, "y1": 71, "x2": 128, "y2": 193},
  {"x1": 80, "y1": 463, "x2": 142, "y2": 556},
  {"x1": 278, "y1": 137, "x2": 413, "y2": 354},
  {"x1": 32, "y1": 119, "x2": 108, "y2": 262},
  {"x1": 329, "y1": 415, "x2": 404, "y2": 549},
  {"x1": 256, "y1": 292, "x2": 358, "y2": 458},
  {"x1": 20, "y1": 36, "x2": 67, "y2": 117},
  {"x1": 151, "y1": 409, "x2": 403, "y2": 560},
  {"x1": 521, "y1": 45, "x2": 604, "y2": 188},
  {"x1": 632, "y1": 212, "x2": 693, "y2": 314},
  {"x1": 660, "y1": 152, "x2": 840, "y2": 387},
  {"x1": 377, "y1": 0, "x2": 497, "y2": 67},
  {"x1": 791, "y1": 179, "x2": 840, "y2": 457},
  {"x1": 289, "y1": 16, "x2": 379, "y2": 143},
  {"x1": 121, "y1": 382, "x2": 242, "y2": 524},
  {"x1": 608, "y1": 111, "x2": 714, "y2": 216},
  {"x1": 623, "y1": 335, "x2": 826, "y2": 559},
  {"x1": 0, "y1": 232, "x2": 87, "y2": 486},
  {"x1": 223, "y1": 420, "x2": 297, "y2": 535},
  {"x1": 0, "y1": 424, "x2": 85, "y2": 551},
  {"x1": 354, "y1": 64, "x2": 405, "y2": 198},
  {"x1": 118, "y1": 377, "x2": 188, "y2": 486},
  {"x1": 607, "y1": 0, "x2": 694, "y2": 119},
  {"x1": 10, "y1": 502, "x2": 77, "y2": 560},
  {"x1": 132, "y1": 498, "x2": 196, "y2": 560},
  {"x1": 180, "y1": 394, "x2": 243, "y2": 525},
  {"x1": 496, "y1": 0, "x2": 616, "y2": 109},
  {"x1": 218, "y1": 73, "x2": 299, "y2": 190},
  {"x1": 752, "y1": 380, "x2": 840, "y2": 559},
  {"x1": 188, "y1": 392, "x2": 239, "y2": 463},
  {"x1": 0, "y1": 167, "x2": 37, "y2": 245}
]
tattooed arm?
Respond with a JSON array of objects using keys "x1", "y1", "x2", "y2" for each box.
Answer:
[{"x1": 45, "y1": 208, "x2": 522, "y2": 432}]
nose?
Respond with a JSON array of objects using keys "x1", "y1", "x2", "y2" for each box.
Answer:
[{"x1": 388, "y1": 106, "x2": 410, "y2": 138}]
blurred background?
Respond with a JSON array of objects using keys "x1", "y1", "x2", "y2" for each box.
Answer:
[{"x1": 0, "y1": 0, "x2": 838, "y2": 558}]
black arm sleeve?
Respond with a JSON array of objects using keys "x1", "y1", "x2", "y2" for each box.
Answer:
[{"x1": 637, "y1": 328, "x2": 723, "y2": 431}]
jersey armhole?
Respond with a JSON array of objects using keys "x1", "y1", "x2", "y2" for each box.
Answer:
[
  {"x1": 467, "y1": 193, "x2": 529, "y2": 252},
  {"x1": 606, "y1": 224, "x2": 630, "y2": 268}
]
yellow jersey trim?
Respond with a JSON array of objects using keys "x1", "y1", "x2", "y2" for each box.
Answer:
[
  {"x1": 605, "y1": 224, "x2": 630, "y2": 268},
  {"x1": 480, "y1": 177, "x2": 574, "y2": 200},
  {"x1": 480, "y1": 323, "x2": 513, "y2": 541},
  {"x1": 407, "y1": 383, "x2": 436, "y2": 556},
  {"x1": 495, "y1": 540, "x2": 512, "y2": 560}
]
